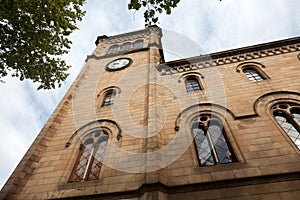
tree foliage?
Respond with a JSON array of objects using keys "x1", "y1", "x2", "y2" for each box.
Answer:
[
  {"x1": 0, "y1": 0, "x2": 179, "y2": 89},
  {"x1": 0, "y1": 0, "x2": 86, "y2": 89},
  {"x1": 128, "y1": 0, "x2": 180, "y2": 26}
]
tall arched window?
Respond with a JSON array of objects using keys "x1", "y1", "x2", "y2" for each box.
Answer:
[
  {"x1": 242, "y1": 68, "x2": 265, "y2": 82},
  {"x1": 185, "y1": 76, "x2": 202, "y2": 92},
  {"x1": 192, "y1": 114, "x2": 235, "y2": 166},
  {"x1": 69, "y1": 131, "x2": 108, "y2": 182},
  {"x1": 107, "y1": 45, "x2": 119, "y2": 54},
  {"x1": 271, "y1": 102, "x2": 300, "y2": 150},
  {"x1": 102, "y1": 89, "x2": 117, "y2": 107}
]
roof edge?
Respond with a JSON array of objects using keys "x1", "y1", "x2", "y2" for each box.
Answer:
[{"x1": 163, "y1": 36, "x2": 300, "y2": 66}]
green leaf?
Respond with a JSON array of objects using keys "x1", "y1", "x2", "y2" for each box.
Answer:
[
  {"x1": 128, "y1": 0, "x2": 181, "y2": 26},
  {"x1": 0, "y1": 0, "x2": 86, "y2": 89}
]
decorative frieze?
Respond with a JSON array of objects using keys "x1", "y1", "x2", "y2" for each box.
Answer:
[
  {"x1": 159, "y1": 42, "x2": 300, "y2": 75},
  {"x1": 94, "y1": 26, "x2": 162, "y2": 57}
]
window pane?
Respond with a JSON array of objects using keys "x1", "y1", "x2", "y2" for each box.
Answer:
[
  {"x1": 295, "y1": 139, "x2": 300, "y2": 149},
  {"x1": 120, "y1": 43, "x2": 131, "y2": 51},
  {"x1": 193, "y1": 126, "x2": 215, "y2": 166},
  {"x1": 292, "y1": 113, "x2": 300, "y2": 126},
  {"x1": 243, "y1": 68, "x2": 264, "y2": 82},
  {"x1": 102, "y1": 90, "x2": 116, "y2": 106},
  {"x1": 133, "y1": 40, "x2": 143, "y2": 49},
  {"x1": 71, "y1": 142, "x2": 93, "y2": 182},
  {"x1": 208, "y1": 124, "x2": 233, "y2": 164},
  {"x1": 88, "y1": 136, "x2": 108, "y2": 180},
  {"x1": 185, "y1": 77, "x2": 201, "y2": 92},
  {"x1": 107, "y1": 45, "x2": 119, "y2": 54},
  {"x1": 275, "y1": 115, "x2": 300, "y2": 150}
]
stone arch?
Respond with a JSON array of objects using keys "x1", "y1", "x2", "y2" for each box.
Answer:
[
  {"x1": 65, "y1": 119, "x2": 122, "y2": 148},
  {"x1": 175, "y1": 103, "x2": 236, "y2": 131},
  {"x1": 236, "y1": 61, "x2": 270, "y2": 81},
  {"x1": 253, "y1": 91, "x2": 300, "y2": 116}
]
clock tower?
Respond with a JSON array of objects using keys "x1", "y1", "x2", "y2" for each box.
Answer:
[{"x1": 1, "y1": 25, "x2": 167, "y2": 199}]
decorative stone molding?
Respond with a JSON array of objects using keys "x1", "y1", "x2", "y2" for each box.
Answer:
[
  {"x1": 158, "y1": 38, "x2": 300, "y2": 76},
  {"x1": 95, "y1": 30, "x2": 148, "y2": 46},
  {"x1": 65, "y1": 119, "x2": 122, "y2": 148},
  {"x1": 236, "y1": 61, "x2": 265, "y2": 73},
  {"x1": 236, "y1": 61, "x2": 270, "y2": 79},
  {"x1": 253, "y1": 91, "x2": 300, "y2": 116},
  {"x1": 93, "y1": 26, "x2": 162, "y2": 57},
  {"x1": 178, "y1": 72, "x2": 205, "y2": 83},
  {"x1": 106, "y1": 32, "x2": 150, "y2": 45}
]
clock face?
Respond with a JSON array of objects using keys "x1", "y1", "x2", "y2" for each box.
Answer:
[{"x1": 106, "y1": 58, "x2": 131, "y2": 71}]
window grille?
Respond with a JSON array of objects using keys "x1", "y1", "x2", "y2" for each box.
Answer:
[
  {"x1": 192, "y1": 115, "x2": 235, "y2": 166},
  {"x1": 243, "y1": 68, "x2": 265, "y2": 82},
  {"x1": 272, "y1": 103, "x2": 300, "y2": 150},
  {"x1": 69, "y1": 131, "x2": 108, "y2": 182},
  {"x1": 185, "y1": 77, "x2": 202, "y2": 92}
]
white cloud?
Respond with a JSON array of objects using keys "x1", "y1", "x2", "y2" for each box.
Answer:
[{"x1": 0, "y1": 0, "x2": 300, "y2": 189}]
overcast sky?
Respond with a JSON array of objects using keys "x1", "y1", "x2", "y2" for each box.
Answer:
[{"x1": 1, "y1": 0, "x2": 300, "y2": 189}]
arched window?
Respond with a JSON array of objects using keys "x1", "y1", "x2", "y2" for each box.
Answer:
[
  {"x1": 243, "y1": 68, "x2": 265, "y2": 82},
  {"x1": 132, "y1": 40, "x2": 143, "y2": 49},
  {"x1": 120, "y1": 42, "x2": 131, "y2": 52},
  {"x1": 107, "y1": 45, "x2": 119, "y2": 54},
  {"x1": 271, "y1": 102, "x2": 300, "y2": 150},
  {"x1": 102, "y1": 89, "x2": 117, "y2": 107},
  {"x1": 185, "y1": 76, "x2": 202, "y2": 92},
  {"x1": 237, "y1": 62, "x2": 269, "y2": 82},
  {"x1": 192, "y1": 114, "x2": 235, "y2": 166},
  {"x1": 69, "y1": 131, "x2": 108, "y2": 182}
]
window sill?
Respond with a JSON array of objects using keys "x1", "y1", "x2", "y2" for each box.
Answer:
[{"x1": 194, "y1": 161, "x2": 248, "y2": 173}]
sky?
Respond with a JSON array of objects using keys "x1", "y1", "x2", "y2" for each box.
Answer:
[{"x1": 1, "y1": 0, "x2": 300, "y2": 189}]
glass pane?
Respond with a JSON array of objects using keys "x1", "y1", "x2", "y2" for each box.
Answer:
[
  {"x1": 292, "y1": 112, "x2": 300, "y2": 150},
  {"x1": 243, "y1": 69, "x2": 264, "y2": 82},
  {"x1": 120, "y1": 43, "x2": 131, "y2": 51},
  {"x1": 275, "y1": 115, "x2": 300, "y2": 150},
  {"x1": 133, "y1": 40, "x2": 143, "y2": 49},
  {"x1": 293, "y1": 113, "x2": 300, "y2": 126},
  {"x1": 107, "y1": 45, "x2": 119, "y2": 54},
  {"x1": 88, "y1": 137, "x2": 108, "y2": 180},
  {"x1": 71, "y1": 143, "x2": 93, "y2": 182},
  {"x1": 102, "y1": 90, "x2": 116, "y2": 106},
  {"x1": 185, "y1": 78, "x2": 201, "y2": 92},
  {"x1": 208, "y1": 123, "x2": 233, "y2": 164},
  {"x1": 295, "y1": 139, "x2": 300, "y2": 149},
  {"x1": 193, "y1": 126, "x2": 215, "y2": 166}
]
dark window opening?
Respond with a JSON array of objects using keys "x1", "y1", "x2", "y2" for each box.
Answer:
[
  {"x1": 102, "y1": 90, "x2": 116, "y2": 107},
  {"x1": 185, "y1": 77, "x2": 202, "y2": 92}
]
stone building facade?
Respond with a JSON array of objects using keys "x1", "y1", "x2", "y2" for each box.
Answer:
[{"x1": 1, "y1": 26, "x2": 300, "y2": 199}]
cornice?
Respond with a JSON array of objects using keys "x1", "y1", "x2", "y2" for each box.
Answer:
[{"x1": 158, "y1": 36, "x2": 300, "y2": 75}]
